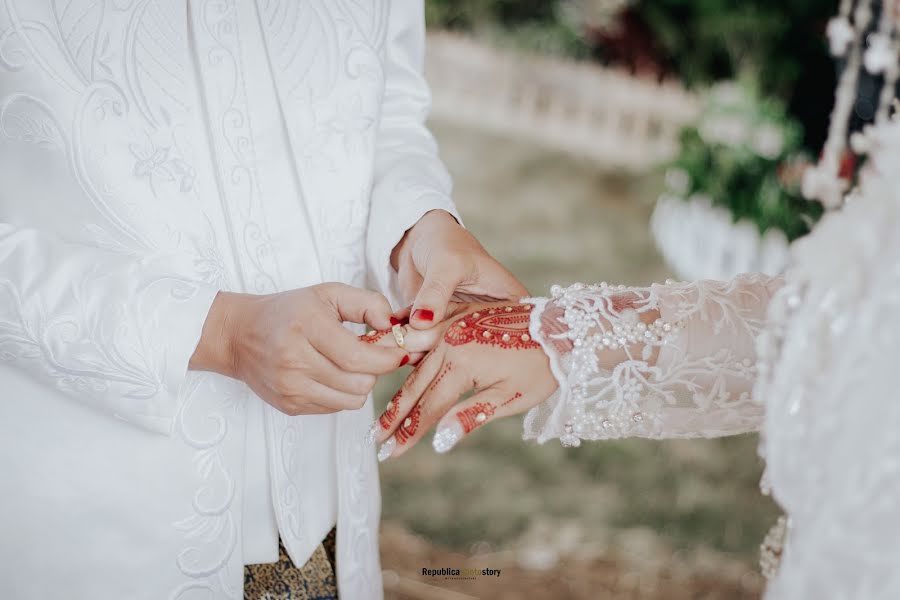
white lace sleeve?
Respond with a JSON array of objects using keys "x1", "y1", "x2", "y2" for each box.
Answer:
[{"x1": 523, "y1": 273, "x2": 783, "y2": 446}]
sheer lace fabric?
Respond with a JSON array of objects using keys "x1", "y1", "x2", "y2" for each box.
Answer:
[
  {"x1": 524, "y1": 274, "x2": 783, "y2": 445},
  {"x1": 522, "y1": 116, "x2": 900, "y2": 598}
]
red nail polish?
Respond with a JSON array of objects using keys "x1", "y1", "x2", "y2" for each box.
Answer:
[
  {"x1": 414, "y1": 309, "x2": 434, "y2": 321},
  {"x1": 390, "y1": 316, "x2": 401, "y2": 326},
  {"x1": 399, "y1": 355, "x2": 410, "y2": 367}
]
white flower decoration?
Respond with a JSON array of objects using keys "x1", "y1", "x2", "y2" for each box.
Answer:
[
  {"x1": 827, "y1": 17, "x2": 855, "y2": 57},
  {"x1": 802, "y1": 165, "x2": 848, "y2": 209},
  {"x1": 863, "y1": 33, "x2": 896, "y2": 74},
  {"x1": 752, "y1": 124, "x2": 785, "y2": 159},
  {"x1": 664, "y1": 168, "x2": 690, "y2": 195}
]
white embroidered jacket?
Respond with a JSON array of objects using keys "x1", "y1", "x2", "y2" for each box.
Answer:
[
  {"x1": 0, "y1": 2, "x2": 459, "y2": 599},
  {"x1": 525, "y1": 117, "x2": 900, "y2": 597}
]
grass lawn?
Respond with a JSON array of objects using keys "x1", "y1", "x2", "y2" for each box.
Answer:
[{"x1": 377, "y1": 120, "x2": 779, "y2": 599}]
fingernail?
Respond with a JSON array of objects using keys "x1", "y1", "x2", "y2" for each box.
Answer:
[
  {"x1": 399, "y1": 354, "x2": 410, "y2": 367},
  {"x1": 377, "y1": 437, "x2": 396, "y2": 462},
  {"x1": 390, "y1": 316, "x2": 401, "y2": 326},
  {"x1": 432, "y1": 420, "x2": 464, "y2": 454},
  {"x1": 364, "y1": 420, "x2": 379, "y2": 446},
  {"x1": 413, "y1": 309, "x2": 434, "y2": 321}
]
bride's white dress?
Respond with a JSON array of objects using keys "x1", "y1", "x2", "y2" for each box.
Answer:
[{"x1": 524, "y1": 120, "x2": 900, "y2": 598}]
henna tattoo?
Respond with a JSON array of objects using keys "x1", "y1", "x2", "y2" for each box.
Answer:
[
  {"x1": 395, "y1": 403, "x2": 421, "y2": 445},
  {"x1": 380, "y1": 390, "x2": 401, "y2": 429},
  {"x1": 426, "y1": 362, "x2": 453, "y2": 395},
  {"x1": 444, "y1": 305, "x2": 540, "y2": 350},
  {"x1": 395, "y1": 363, "x2": 453, "y2": 445},
  {"x1": 359, "y1": 329, "x2": 390, "y2": 344},
  {"x1": 456, "y1": 402, "x2": 496, "y2": 434},
  {"x1": 455, "y1": 393, "x2": 521, "y2": 434},
  {"x1": 404, "y1": 352, "x2": 435, "y2": 389},
  {"x1": 501, "y1": 392, "x2": 523, "y2": 407}
]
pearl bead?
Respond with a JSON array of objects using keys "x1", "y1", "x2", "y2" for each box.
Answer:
[
  {"x1": 505, "y1": 306, "x2": 513, "y2": 312},
  {"x1": 483, "y1": 331, "x2": 492, "y2": 338},
  {"x1": 458, "y1": 321, "x2": 467, "y2": 328},
  {"x1": 521, "y1": 334, "x2": 530, "y2": 342},
  {"x1": 502, "y1": 334, "x2": 511, "y2": 343},
  {"x1": 475, "y1": 412, "x2": 487, "y2": 423},
  {"x1": 472, "y1": 312, "x2": 480, "y2": 318},
  {"x1": 403, "y1": 417, "x2": 412, "y2": 427}
]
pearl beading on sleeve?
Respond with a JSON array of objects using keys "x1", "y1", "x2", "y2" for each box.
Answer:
[{"x1": 524, "y1": 274, "x2": 780, "y2": 446}]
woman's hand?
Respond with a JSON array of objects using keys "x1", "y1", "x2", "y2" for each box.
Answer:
[{"x1": 371, "y1": 302, "x2": 558, "y2": 460}]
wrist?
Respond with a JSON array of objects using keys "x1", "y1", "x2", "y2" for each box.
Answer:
[
  {"x1": 390, "y1": 209, "x2": 460, "y2": 271},
  {"x1": 189, "y1": 291, "x2": 246, "y2": 378}
]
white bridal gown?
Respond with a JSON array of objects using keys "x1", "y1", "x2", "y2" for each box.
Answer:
[
  {"x1": 525, "y1": 118, "x2": 900, "y2": 598},
  {"x1": 0, "y1": 2, "x2": 458, "y2": 598}
]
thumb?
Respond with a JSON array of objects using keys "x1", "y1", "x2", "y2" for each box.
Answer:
[{"x1": 410, "y1": 263, "x2": 465, "y2": 329}]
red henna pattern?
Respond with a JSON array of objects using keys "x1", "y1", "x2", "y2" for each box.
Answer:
[
  {"x1": 395, "y1": 403, "x2": 421, "y2": 445},
  {"x1": 380, "y1": 389, "x2": 401, "y2": 429},
  {"x1": 501, "y1": 392, "x2": 523, "y2": 407},
  {"x1": 426, "y1": 362, "x2": 453, "y2": 394},
  {"x1": 359, "y1": 329, "x2": 390, "y2": 344},
  {"x1": 443, "y1": 305, "x2": 540, "y2": 350},
  {"x1": 456, "y1": 402, "x2": 497, "y2": 434}
]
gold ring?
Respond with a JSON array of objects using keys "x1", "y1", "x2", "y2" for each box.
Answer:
[{"x1": 391, "y1": 324, "x2": 406, "y2": 349}]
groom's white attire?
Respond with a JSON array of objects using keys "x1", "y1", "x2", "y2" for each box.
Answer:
[{"x1": 0, "y1": 1, "x2": 458, "y2": 598}]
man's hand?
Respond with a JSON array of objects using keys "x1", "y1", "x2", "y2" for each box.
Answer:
[
  {"x1": 391, "y1": 210, "x2": 528, "y2": 328},
  {"x1": 190, "y1": 284, "x2": 409, "y2": 416}
]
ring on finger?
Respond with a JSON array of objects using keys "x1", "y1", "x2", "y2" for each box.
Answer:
[{"x1": 392, "y1": 324, "x2": 407, "y2": 349}]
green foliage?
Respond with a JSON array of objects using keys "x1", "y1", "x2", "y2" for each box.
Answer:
[
  {"x1": 666, "y1": 83, "x2": 823, "y2": 240},
  {"x1": 423, "y1": 1, "x2": 832, "y2": 236},
  {"x1": 426, "y1": 0, "x2": 589, "y2": 57},
  {"x1": 637, "y1": 0, "x2": 834, "y2": 98}
]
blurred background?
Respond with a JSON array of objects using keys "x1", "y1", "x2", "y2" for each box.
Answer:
[{"x1": 377, "y1": 1, "x2": 850, "y2": 598}]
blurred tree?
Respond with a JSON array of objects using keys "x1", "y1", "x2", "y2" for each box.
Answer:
[
  {"x1": 424, "y1": 0, "x2": 837, "y2": 151},
  {"x1": 632, "y1": 0, "x2": 836, "y2": 151}
]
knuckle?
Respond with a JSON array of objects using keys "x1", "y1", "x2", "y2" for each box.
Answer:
[
  {"x1": 276, "y1": 398, "x2": 301, "y2": 416},
  {"x1": 350, "y1": 375, "x2": 376, "y2": 396},
  {"x1": 441, "y1": 253, "x2": 471, "y2": 277},
  {"x1": 341, "y1": 348, "x2": 366, "y2": 372},
  {"x1": 424, "y1": 276, "x2": 453, "y2": 297},
  {"x1": 312, "y1": 282, "x2": 340, "y2": 304},
  {"x1": 275, "y1": 350, "x2": 298, "y2": 370},
  {"x1": 272, "y1": 372, "x2": 296, "y2": 396}
]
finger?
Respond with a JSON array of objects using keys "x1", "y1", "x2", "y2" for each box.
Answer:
[
  {"x1": 473, "y1": 261, "x2": 530, "y2": 300},
  {"x1": 391, "y1": 305, "x2": 413, "y2": 324},
  {"x1": 308, "y1": 351, "x2": 378, "y2": 396},
  {"x1": 373, "y1": 350, "x2": 444, "y2": 444},
  {"x1": 409, "y1": 257, "x2": 470, "y2": 329},
  {"x1": 360, "y1": 322, "x2": 452, "y2": 354},
  {"x1": 283, "y1": 378, "x2": 369, "y2": 412},
  {"x1": 406, "y1": 351, "x2": 427, "y2": 366},
  {"x1": 313, "y1": 321, "x2": 408, "y2": 375},
  {"x1": 383, "y1": 357, "x2": 470, "y2": 459},
  {"x1": 431, "y1": 387, "x2": 527, "y2": 454},
  {"x1": 325, "y1": 283, "x2": 396, "y2": 331},
  {"x1": 251, "y1": 374, "x2": 367, "y2": 415}
]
